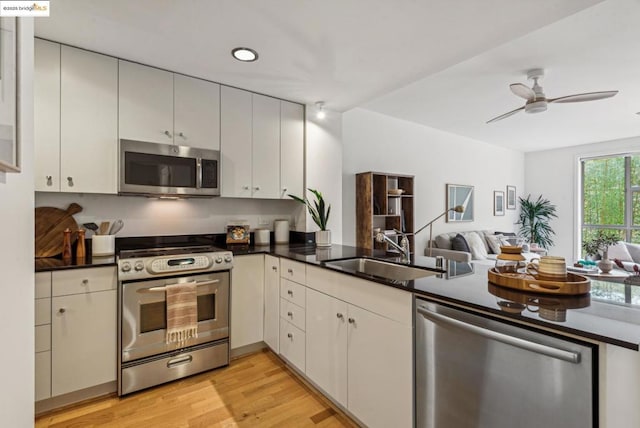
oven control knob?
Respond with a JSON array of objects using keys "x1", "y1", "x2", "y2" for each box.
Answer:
[
  {"x1": 224, "y1": 255, "x2": 232, "y2": 263},
  {"x1": 134, "y1": 261, "x2": 144, "y2": 272},
  {"x1": 121, "y1": 262, "x2": 132, "y2": 272},
  {"x1": 215, "y1": 257, "x2": 223, "y2": 264}
]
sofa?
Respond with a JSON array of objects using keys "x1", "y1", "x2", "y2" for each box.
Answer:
[
  {"x1": 606, "y1": 240, "x2": 640, "y2": 272},
  {"x1": 425, "y1": 230, "x2": 540, "y2": 265}
]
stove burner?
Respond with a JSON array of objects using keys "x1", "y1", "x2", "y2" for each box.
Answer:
[{"x1": 119, "y1": 245, "x2": 218, "y2": 259}]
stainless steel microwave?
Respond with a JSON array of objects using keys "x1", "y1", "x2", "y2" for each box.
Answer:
[{"x1": 119, "y1": 139, "x2": 220, "y2": 197}]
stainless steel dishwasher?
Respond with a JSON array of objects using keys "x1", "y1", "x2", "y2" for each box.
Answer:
[{"x1": 415, "y1": 298, "x2": 596, "y2": 428}]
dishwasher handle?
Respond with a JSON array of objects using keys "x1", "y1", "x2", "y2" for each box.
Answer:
[{"x1": 417, "y1": 305, "x2": 581, "y2": 364}]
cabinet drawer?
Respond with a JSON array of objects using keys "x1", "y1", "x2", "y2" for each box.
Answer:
[
  {"x1": 35, "y1": 272, "x2": 51, "y2": 299},
  {"x1": 52, "y1": 266, "x2": 116, "y2": 296},
  {"x1": 35, "y1": 298, "x2": 51, "y2": 326},
  {"x1": 35, "y1": 324, "x2": 51, "y2": 353},
  {"x1": 279, "y1": 318, "x2": 305, "y2": 372},
  {"x1": 35, "y1": 351, "x2": 51, "y2": 401},
  {"x1": 280, "y1": 298, "x2": 306, "y2": 331},
  {"x1": 280, "y1": 278, "x2": 306, "y2": 308},
  {"x1": 280, "y1": 259, "x2": 306, "y2": 285}
]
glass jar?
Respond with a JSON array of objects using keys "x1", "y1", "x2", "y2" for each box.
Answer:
[{"x1": 494, "y1": 246, "x2": 526, "y2": 274}]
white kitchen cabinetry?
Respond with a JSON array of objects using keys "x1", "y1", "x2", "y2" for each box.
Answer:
[
  {"x1": 35, "y1": 272, "x2": 52, "y2": 401},
  {"x1": 119, "y1": 61, "x2": 220, "y2": 150},
  {"x1": 221, "y1": 86, "x2": 304, "y2": 199},
  {"x1": 263, "y1": 255, "x2": 280, "y2": 353},
  {"x1": 231, "y1": 255, "x2": 265, "y2": 350},
  {"x1": 34, "y1": 40, "x2": 119, "y2": 194},
  {"x1": 305, "y1": 265, "x2": 413, "y2": 428},
  {"x1": 279, "y1": 259, "x2": 307, "y2": 372},
  {"x1": 50, "y1": 267, "x2": 117, "y2": 397}
]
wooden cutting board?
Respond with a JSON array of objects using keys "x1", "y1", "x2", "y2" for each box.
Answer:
[{"x1": 35, "y1": 203, "x2": 82, "y2": 258}]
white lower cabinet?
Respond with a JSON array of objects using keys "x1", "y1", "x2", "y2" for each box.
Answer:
[
  {"x1": 231, "y1": 254, "x2": 265, "y2": 350},
  {"x1": 35, "y1": 272, "x2": 52, "y2": 401},
  {"x1": 263, "y1": 255, "x2": 280, "y2": 353},
  {"x1": 279, "y1": 318, "x2": 306, "y2": 372}
]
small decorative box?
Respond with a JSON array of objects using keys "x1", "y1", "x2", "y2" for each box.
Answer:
[{"x1": 226, "y1": 224, "x2": 250, "y2": 244}]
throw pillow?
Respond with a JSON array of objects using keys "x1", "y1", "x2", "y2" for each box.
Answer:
[
  {"x1": 463, "y1": 232, "x2": 488, "y2": 260},
  {"x1": 484, "y1": 233, "x2": 504, "y2": 254},
  {"x1": 496, "y1": 231, "x2": 517, "y2": 237},
  {"x1": 435, "y1": 234, "x2": 453, "y2": 250},
  {"x1": 625, "y1": 242, "x2": 640, "y2": 264},
  {"x1": 607, "y1": 241, "x2": 633, "y2": 262},
  {"x1": 451, "y1": 234, "x2": 471, "y2": 253}
]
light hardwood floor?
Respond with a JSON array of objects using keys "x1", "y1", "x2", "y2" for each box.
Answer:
[{"x1": 36, "y1": 350, "x2": 357, "y2": 427}]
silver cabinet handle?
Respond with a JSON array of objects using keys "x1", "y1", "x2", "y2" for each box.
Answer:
[
  {"x1": 417, "y1": 306, "x2": 580, "y2": 364},
  {"x1": 287, "y1": 333, "x2": 293, "y2": 339},
  {"x1": 177, "y1": 132, "x2": 185, "y2": 139},
  {"x1": 272, "y1": 266, "x2": 277, "y2": 271},
  {"x1": 81, "y1": 279, "x2": 88, "y2": 285},
  {"x1": 287, "y1": 290, "x2": 293, "y2": 296},
  {"x1": 287, "y1": 268, "x2": 293, "y2": 274},
  {"x1": 348, "y1": 317, "x2": 355, "y2": 324},
  {"x1": 287, "y1": 311, "x2": 293, "y2": 317},
  {"x1": 58, "y1": 308, "x2": 66, "y2": 314},
  {"x1": 67, "y1": 177, "x2": 74, "y2": 186},
  {"x1": 242, "y1": 185, "x2": 250, "y2": 190},
  {"x1": 336, "y1": 313, "x2": 344, "y2": 319},
  {"x1": 46, "y1": 176, "x2": 52, "y2": 186},
  {"x1": 164, "y1": 130, "x2": 173, "y2": 138},
  {"x1": 254, "y1": 186, "x2": 261, "y2": 191}
]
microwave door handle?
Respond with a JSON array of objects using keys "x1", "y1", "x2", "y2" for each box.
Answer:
[
  {"x1": 137, "y1": 279, "x2": 220, "y2": 294},
  {"x1": 196, "y1": 159, "x2": 203, "y2": 189}
]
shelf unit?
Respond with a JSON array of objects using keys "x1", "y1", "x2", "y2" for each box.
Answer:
[{"x1": 356, "y1": 172, "x2": 415, "y2": 254}]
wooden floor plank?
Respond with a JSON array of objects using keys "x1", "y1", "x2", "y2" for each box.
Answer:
[{"x1": 36, "y1": 350, "x2": 358, "y2": 428}]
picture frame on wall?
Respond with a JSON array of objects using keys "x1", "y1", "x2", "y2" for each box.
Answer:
[
  {"x1": 0, "y1": 17, "x2": 20, "y2": 173},
  {"x1": 494, "y1": 191, "x2": 505, "y2": 216},
  {"x1": 506, "y1": 185, "x2": 516, "y2": 210},
  {"x1": 446, "y1": 184, "x2": 474, "y2": 222}
]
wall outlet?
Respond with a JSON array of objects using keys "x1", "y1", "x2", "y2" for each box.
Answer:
[{"x1": 258, "y1": 217, "x2": 270, "y2": 226}]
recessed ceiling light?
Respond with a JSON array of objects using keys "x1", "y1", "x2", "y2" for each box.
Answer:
[{"x1": 232, "y1": 47, "x2": 258, "y2": 62}]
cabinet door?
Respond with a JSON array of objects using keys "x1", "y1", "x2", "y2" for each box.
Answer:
[
  {"x1": 220, "y1": 86, "x2": 252, "y2": 197},
  {"x1": 51, "y1": 290, "x2": 117, "y2": 396},
  {"x1": 119, "y1": 60, "x2": 174, "y2": 144},
  {"x1": 347, "y1": 305, "x2": 413, "y2": 428},
  {"x1": 305, "y1": 288, "x2": 348, "y2": 407},
  {"x1": 279, "y1": 318, "x2": 306, "y2": 372},
  {"x1": 230, "y1": 254, "x2": 265, "y2": 349},
  {"x1": 251, "y1": 94, "x2": 280, "y2": 199},
  {"x1": 280, "y1": 101, "x2": 304, "y2": 199},
  {"x1": 263, "y1": 255, "x2": 280, "y2": 353},
  {"x1": 60, "y1": 46, "x2": 118, "y2": 194},
  {"x1": 174, "y1": 74, "x2": 220, "y2": 150},
  {"x1": 34, "y1": 39, "x2": 60, "y2": 191}
]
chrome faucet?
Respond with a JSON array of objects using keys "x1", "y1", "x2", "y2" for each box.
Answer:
[{"x1": 375, "y1": 229, "x2": 411, "y2": 263}]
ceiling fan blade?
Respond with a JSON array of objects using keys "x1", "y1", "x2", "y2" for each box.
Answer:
[
  {"x1": 510, "y1": 83, "x2": 535, "y2": 100},
  {"x1": 486, "y1": 106, "x2": 525, "y2": 124},
  {"x1": 549, "y1": 90, "x2": 618, "y2": 104}
]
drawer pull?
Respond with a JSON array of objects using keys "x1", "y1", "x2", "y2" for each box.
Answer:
[
  {"x1": 287, "y1": 311, "x2": 293, "y2": 318},
  {"x1": 167, "y1": 355, "x2": 193, "y2": 368},
  {"x1": 58, "y1": 308, "x2": 66, "y2": 314},
  {"x1": 287, "y1": 333, "x2": 293, "y2": 339},
  {"x1": 287, "y1": 268, "x2": 293, "y2": 274},
  {"x1": 336, "y1": 313, "x2": 344, "y2": 319},
  {"x1": 81, "y1": 279, "x2": 89, "y2": 285},
  {"x1": 348, "y1": 317, "x2": 355, "y2": 324},
  {"x1": 272, "y1": 266, "x2": 277, "y2": 271},
  {"x1": 287, "y1": 290, "x2": 293, "y2": 296}
]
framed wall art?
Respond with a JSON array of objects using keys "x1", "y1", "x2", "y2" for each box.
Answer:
[
  {"x1": 446, "y1": 184, "x2": 474, "y2": 222},
  {"x1": 494, "y1": 191, "x2": 505, "y2": 216},
  {"x1": 506, "y1": 185, "x2": 516, "y2": 210},
  {"x1": 0, "y1": 17, "x2": 19, "y2": 173}
]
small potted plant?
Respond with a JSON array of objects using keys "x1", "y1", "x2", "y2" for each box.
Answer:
[
  {"x1": 289, "y1": 188, "x2": 332, "y2": 247},
  {"x1": 582, "y1": 230, "x2": 620, "y2": 273}
]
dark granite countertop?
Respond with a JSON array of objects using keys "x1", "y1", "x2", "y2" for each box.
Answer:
[{"x1": 34, "y1": 237, "x2": 640, "y2": 350}]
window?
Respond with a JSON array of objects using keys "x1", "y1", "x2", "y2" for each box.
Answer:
[{"x1": 581, "y1": 154, "x2": 640, "y2": 255}]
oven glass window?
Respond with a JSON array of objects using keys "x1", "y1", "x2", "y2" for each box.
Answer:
[
  {"x1": 125, "y1": 152, "x2": 197, "y2": 188},
  {"x1": 139, "y1": 294, "x2": 217, "y2": 333}
]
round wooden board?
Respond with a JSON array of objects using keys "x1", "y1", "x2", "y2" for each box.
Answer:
[{"x1": 35, "y1": 203, "x2": 82, "y2": 258}]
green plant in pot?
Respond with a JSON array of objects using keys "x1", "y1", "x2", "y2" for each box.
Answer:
[
  {"x1": 516, "y1": 195, "x2": 557, "y2": 250},
  {"x1": 289, "y1": 188, "x2": 332, "y2": 247},
  {"x1": 582, "y1": 230, "x2": 620, "y2": 273}
]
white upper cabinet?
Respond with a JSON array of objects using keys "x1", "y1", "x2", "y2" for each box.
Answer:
[
  {"x1": 220, "y1": 86, "x2": 253, "y2": 198},
  {"x1": 119, "y1": 61, "x2": 220, "y2": 150},
  {"x1": 173, "y1": 74, "x2": 220, "y2": 150},
  {"x1": 280, "y1": 101, "x2": 304, "y2": 199},
  {"x1": 35, "y1": 40, "x2": 118, "y2": 194},
  {"x1": 34, "y1": 39, "x2": 60, "y2": 192},
  {"x1": 252, "y1": 94, "x2": 281, "y2": 199},
  {"x1": 60, "y1": 46, "x2": 118, "y2": 194}
]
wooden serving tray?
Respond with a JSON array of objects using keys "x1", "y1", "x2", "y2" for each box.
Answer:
[{"x1": 488, "y1": 268, "x2": 590, "y2": 295}]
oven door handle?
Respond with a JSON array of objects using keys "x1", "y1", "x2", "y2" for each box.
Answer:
[{"x1": 137, "y1": 279, "x2": 220, "y2": 294}]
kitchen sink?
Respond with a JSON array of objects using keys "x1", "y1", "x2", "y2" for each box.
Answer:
[{"x1": 324, "y1": 257, "x2": 438, "y2": 281}]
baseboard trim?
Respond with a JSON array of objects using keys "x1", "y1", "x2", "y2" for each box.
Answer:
[
  {"x1": 230, "y1": 341, "x2": 267, "y2": 359},
  {"x1": 35, "y1": 381, "x2": 117, "y2": 416}
]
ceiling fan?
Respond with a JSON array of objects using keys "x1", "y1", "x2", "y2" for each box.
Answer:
[{"x1": 487, "y1": 68, "x2": 618, "y2": 124}]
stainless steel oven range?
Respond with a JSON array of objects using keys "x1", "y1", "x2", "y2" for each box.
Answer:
[{"x1": 117, "y1": 245, "x2": 232, "y2": 395}]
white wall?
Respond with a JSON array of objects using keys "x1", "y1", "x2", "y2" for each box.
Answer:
[
  {"x1": 525, "y1": 135, "x2": 640, "y2": 260},
  {"x1": 0, "y1": 18, "x2": 35, "y2": 426},
  {"x1": 342, "y1": 108, "x2": 524, "y2": 252}
]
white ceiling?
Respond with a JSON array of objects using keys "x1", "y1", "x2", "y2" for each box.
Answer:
[{"x1": 35, "y1": 0, "x2": 633, "y2": 152}]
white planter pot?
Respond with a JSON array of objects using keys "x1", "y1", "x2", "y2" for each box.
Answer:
[{"x1": 315, "y1": 230, "x2": 331, "y2": 247}]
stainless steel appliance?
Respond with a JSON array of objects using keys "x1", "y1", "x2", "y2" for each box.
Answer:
[
  {"x1": 415, "y1": 299, "x2": 595, "y2": 428},
  {"x1": 119, "y1": 139, "x2": 220, "y2": 197},
  {"x1": 118, "y1": 245, "x2": 232, "y2": 395}
]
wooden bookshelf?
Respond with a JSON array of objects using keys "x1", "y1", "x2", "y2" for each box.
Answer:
[{"x1": 356, "y1": 172, "x2": 415, "y2": 254}]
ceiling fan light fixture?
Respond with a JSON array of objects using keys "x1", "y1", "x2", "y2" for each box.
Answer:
[
  {"x1": 231, "y1": 47, "x2": 258, "y2": 62},
  {"x1": 525, "y1": 100, "x2": 547, "y2": 114},
  {"x1": 315, "y1": 101, "x2": 326, "y2": 119}
]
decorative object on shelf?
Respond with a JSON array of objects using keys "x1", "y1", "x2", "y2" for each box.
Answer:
[
  {"x1": 388, "y1": 188, "x2": 405, "y2": 195},
  {"x1": 494, "y1": 191, "x2": 505, "y2": 216},
  {"x1": 446, "y1": 184, "x2": 473, "y2": 222},
  {"x1": 506, "y1": 185, "x2": 516, "y2": 210},
  {"x1": 289, "y1": 188, "x2": 332, "y2": 247},
  {"x1": 494, "y1": 246, "x2": 526, "y2": 274},
  {"x1": 417, "y1": 205, "x2": 464, "y2": 257},
  {"x1": 516, "y1": 194, "x2": 557, "y2": 250},
  {"x1": 0, "y1": 17, "x2": 20, "y2": 173},
  {"x1": 226, "y1": 223, "x2": 250, "y2": 244},
  {"x1": 582, "y1": 230, "x2": 620, "y2": 273}
]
